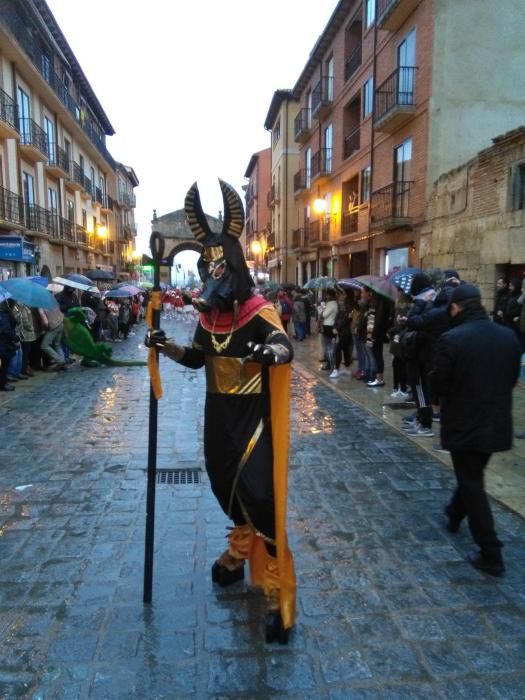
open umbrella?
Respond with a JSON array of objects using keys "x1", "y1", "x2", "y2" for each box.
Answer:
[
  {"x1": 104, "y1": 288, "x2": 134, "y2": 298},
  {"x1": 139, "y1": 281, "x2": 154, "y2": 289},
  {"x1": 338, "y1": 278, "x2": 364, "y2": 291},
  {"x1": 53, "y1": 275, "x2": 92, "y2": 292},
  {"x1": 0, "y1": 278, "x2": 58, "y2": 309},
  {"x1": 303, "y1": 276, "x2": 338, "y2": 290},
  {"x1": 27, "y1": 275, "x2": 50, "y2": 287},
  {"x1": 0, "y1": 287, "x2": 12, "y2": 303},
  {"x1": 113, "y1": 284, "x2": 142, "y2": 296},
  {"x1": 388, "y1": 267, "x2": 421, "y2": 295},
  {"x1": 355, "y1": 275, "x2": 397, "y2": 301}
]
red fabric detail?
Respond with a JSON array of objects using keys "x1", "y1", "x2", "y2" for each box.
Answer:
[{"x1": 200, "y1": 295, "x2": 272, "y2": 333}]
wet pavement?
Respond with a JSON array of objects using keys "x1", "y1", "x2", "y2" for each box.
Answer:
[{"x1": 0, "y1": 318, "x2": 524, "y2": 699}]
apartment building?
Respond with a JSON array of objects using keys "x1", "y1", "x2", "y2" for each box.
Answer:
[
  {"x1": 243, "y1": 148, "x2": 271, "y2": 275},
  {"x1": 263, "y1": 90, "x2": 300, "y2": 283},
  {"x1": 0, "y1": 0, "x2": 138, "y2": 281},
  {"x1": 421, "y1": 126, "x2": 525, "y2": 307},
  {"x1": 283, "y1": 0, "x2": 525, "y2": 284}
]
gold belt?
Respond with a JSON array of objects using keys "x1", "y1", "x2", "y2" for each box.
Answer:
[{"x1": 205, "y1": 356, "x2": 262, "y2": 394}]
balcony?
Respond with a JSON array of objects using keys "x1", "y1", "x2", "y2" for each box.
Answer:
[
  {"x1": 59, "y1": 217, "x2": 76, "y2": 243},
  {"x1": 343, "y1": 126, "x2": 361, "y2": 160},
  {"x1": 24, "y1": 203, "x2": 49, "y2": 234},
  {"x1": 293, "y1": 169, "x2": 308, "y2": 195},
  {"x1": 100, "y1": 194, "x2": 113, "y2": 213},
  {"x1": 307, "y1": 216, "x2": 333, "y2": 245},
  {"x1": 116, "y1": 190, "x2": 136, "y2": 208},
  {"x1": 267, "y1": 184, "x2": 280, "y2": 209},
  {"x1": 18, "y1": 118, "x2": 47, "y2": 161},
  {"x1": 81, "y1": 175, "x2": 93, "y2": 200},
  {"x1": 311, "y1": 148, "x2": 332, "y2": 184},
  {"x1": 345, "y1": 45, "x2": 362, "y2": 83},
  {"x1": 67, "y1": 161, "x2": 84, "y2": 191},
  {"x1": 312, "y1": 76, "x2": 334, "y2": 120},
  {"x1": 370, "y1": 181, "x2": 413, "y2": 230},
  {"x1": 45, "y1": 143, "x2": 69, "y2": 178},
  {"x1": 2, "y1": 14, "x2": 116, "y2": 169},
  {"x1": 294, "y1": 108, "x2": 312, "y2": 142},
  {"x1": 377, "y1": 0, "x2": 420, "y2": 32},
  {"x1": 292, "y1": 227, "x2": 307, "y2": 250},
  {"x1": 0, "y1": 88, "x2": 19, "y2": 138},
  {"x1": 374, "y1": 66, "x2": 417, "y2": 132},
  {"x1": 0, "y1": 186, "x2": 24, "y2": 229},
  {"x1": 342, "y1": 210, "x2": 359, "y2": 236},
  {"x1": 76, "y1": 225, "x2": 88, "y2": 246}
]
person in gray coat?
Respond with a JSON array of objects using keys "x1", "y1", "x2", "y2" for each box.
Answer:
[{"x1": 430, "y1": 284, "x2": 521, "y2": 575}]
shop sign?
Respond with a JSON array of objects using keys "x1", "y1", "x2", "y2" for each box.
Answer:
[{"x1": 0, "y1": 236, "x2": 35, "y2": 262}]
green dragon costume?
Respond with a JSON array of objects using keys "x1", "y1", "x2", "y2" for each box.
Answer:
[{"x1": 63, "y1": 307, "x2": 146, "y2": 367}]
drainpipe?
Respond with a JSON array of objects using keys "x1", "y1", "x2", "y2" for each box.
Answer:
[{"x1": 367, "y1": 10, "x2": 379, "y2": 274}]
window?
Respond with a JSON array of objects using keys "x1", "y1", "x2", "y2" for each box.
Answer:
[
  {"x1": 511, "y1": 163, "x2": 525, "y2": 210},
  {"x1": 361, "y1": 166, "x2": 371, "y2": 202},
  {"x1": 324, "y1": 124, "x2": 333, "y2": 173},
  {"x1": 363, "y1": 77, "x2": 374, "y2": 118},
  {"x1": 306, "y1": 91, "x2": 312, "y2": 128},
  {"x1": 44, "y1": 116, "x2": 55, "y2": 161},
  {"x1": 48, "y1": 187, "x2": 59, "y2": 236},
  {"x1": 17, "y1": 87, "x2": 30, "y2": 143},
  {"x1": 67, "y1": 199, "x2": 75, "y2": 223},
  {"x1": 273, "y1": 120, "x2": 281, "y2": 147},
  {"x1": 82, "y1": 208, "x2": 87, "y2": 229},
  {"x1": 364, "y1": 0, "x2": 375, "y2": 29},
  {"x1": 326, "y1": 56, "x2": 334, "y2": 101},
  {"x1": 23, "y1": 172, "x2": 35, "y2": 205},
  {"x1": 305, "y1": 148, "x2": 312, "y2": 188},
  {"x1": 41, "y1": 52, "x2": 51, "y2": 83},
  {"x1": 394, "y1": 138, "x2": 412, "y2": 182}
]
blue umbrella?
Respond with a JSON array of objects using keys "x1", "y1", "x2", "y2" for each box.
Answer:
[
  {"x1": 27, "y1": 275, "x2": 50, "y2": 287},
  {"x1": 104, "y1": 288, "x2": 133, "y2": 298},
  {"x1": 0, "y1": 278, "x2": 58, "y2": 310},
  {"x1": 388, "y1": 267, "x2": 421, "y2": 295},
  {"x1": 0, "y1": 287, "x2": 12, "y2": 303}
]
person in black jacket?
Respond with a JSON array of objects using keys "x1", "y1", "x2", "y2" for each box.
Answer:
[
  {"x1": 430, "y1": 284, "x2": 521, "y2": 576},
  {"x1": 0, "y1": 300, "x2": 19, "y2": 391},
  {"x1": 492, "y1": 277, "x2": 508, "y2": 324}
]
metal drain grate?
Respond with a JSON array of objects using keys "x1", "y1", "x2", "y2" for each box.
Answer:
[{"x1": 156, "y1": 469, "x2": 202, "y2": 485}]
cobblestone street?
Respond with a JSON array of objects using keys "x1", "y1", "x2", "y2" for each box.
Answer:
[{"x1": 0, "y1": 318, "x2": 524, "y2": 699}]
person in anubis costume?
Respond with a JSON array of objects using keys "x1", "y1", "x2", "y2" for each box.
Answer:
[{"x1": 146, "y1": 179, "x2": 296, "y2": 643}]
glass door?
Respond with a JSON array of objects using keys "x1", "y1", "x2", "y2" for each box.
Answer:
[
  {"x1": 397, "y1": 29, "x2": 416, "y2": 105},
  {"x1": 394, "y1": 138, "x2": 412, "y2": 218},
  {"x1": 324, "y1": 124, "x2": 333, "y2": 173},
  {"x1": 17, "y1": 87, "x2": 31, "y2": 144}
]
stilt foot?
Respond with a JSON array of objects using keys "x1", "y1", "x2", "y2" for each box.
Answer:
[{"x1": 265, "y1": 611, "x2": 289, "y2": 645}]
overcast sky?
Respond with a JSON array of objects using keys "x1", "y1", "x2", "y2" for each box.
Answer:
[{"x1": 46, "y1": 0, "x2": 333, "y2": 256}]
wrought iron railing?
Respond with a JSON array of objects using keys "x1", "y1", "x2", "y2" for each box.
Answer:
[
  {"x1": 343, "y1": 127, "x2": 360, "y2": 160},
  {"x1": 292, "y1": 228, "x2": 305, "y2": 249},
  {"x1": 342, "y1": 210, "x2": 359, "y2": 235},
  {"x1": 46, "y1": 142, "x2": 69, "y2": 172},
  {"x1": 83, "y1": 176, "x2": 93, "y2": 198},
  {"x1": 2, "y1": 11, "x2": 116, "y2": 168},
  {"x1": 345, "y1": 45, "x2": 362, "y2": 83},
  {"x1": 75, "y1": 225, "x2": 88, "y2": 245},
  {"x1": 311, "y1": 148, "x2": 332, "y2": 179},
  {"x1": 307, "y1": 216, "x2": 332, "y2": 245},
  {"x1": 312, "y1": 76, "x2": 334, "y2": 115},
  {"x1": 70, "y1": 161, "x2": 84, "y2": 187},
  {"x1": 370, "y1": 181, "x2": 413, "y2": 226},
  {"x1": 0, "y1": 87, "x2": 18, "y2": 131},
  {"x1": 0, "y1": 186, "x2": 24, "y2": 225},
  {"x1": 47, "y1": 212, "x2": 61, "y2": 239},
  {"x1": 294, "y1": 108, "x2": 312, "y2": 140},
  {"x1": 293, "y1": 170, "x2": 308, "y2": 193},
  {"x1": 60, "y1": 217, "x2": 75, "y2": 242},
  {"x1": 18, "y1": 117, "x2": 47, "y2": 155},
  {"x1": 24, "y1": 203, "x2": 49, "y2": 232},
  {"x1": 375, "y1": 66, "x2": 417, "y2": 122}
]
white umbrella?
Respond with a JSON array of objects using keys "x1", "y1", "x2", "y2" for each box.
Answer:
[{"x1": 53, "y1": 276, "x2": 91, "y2": 292}]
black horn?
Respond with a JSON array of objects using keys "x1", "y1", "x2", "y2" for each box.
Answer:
[
  {"x1": 185, "y1": 182, "x2": 212, "y2": 242},
  {"x1": 219, "y1": 178, "x2": 245, "y2": 239}
]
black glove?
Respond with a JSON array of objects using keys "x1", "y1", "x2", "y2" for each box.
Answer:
[
  {"x1": 144, "y1": 329, "x2": 167, "y2": 348},
  {"x1": 246, "y1": 341, "x2": 276, "y2": 366}
]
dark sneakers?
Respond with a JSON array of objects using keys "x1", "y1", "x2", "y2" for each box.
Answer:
[{"x1": 468, "y1": 550, "x2": 505, "y2": 577}]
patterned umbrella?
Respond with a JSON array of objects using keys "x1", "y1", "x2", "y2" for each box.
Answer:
[{"x1": 388, "y1": 267, "x2": 422, "y2": 295}]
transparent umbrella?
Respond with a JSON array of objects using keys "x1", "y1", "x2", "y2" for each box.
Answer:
[{"x1": 303, "y1": 276, "x2": 338, "y2": 290}]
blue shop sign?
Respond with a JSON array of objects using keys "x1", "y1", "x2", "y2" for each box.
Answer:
[{"x1": 0, "y1": 236, "x2": 35, "y2": 262}]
